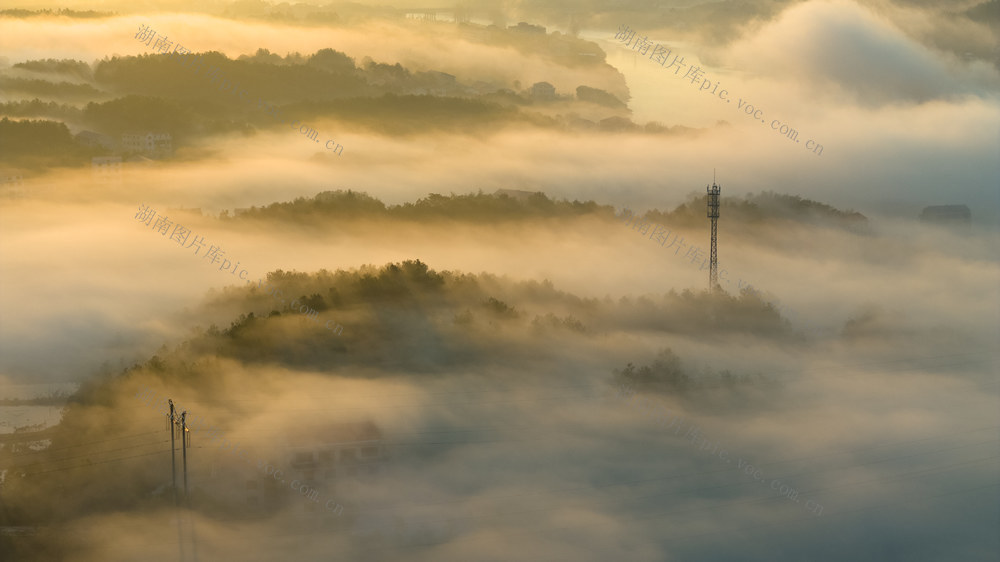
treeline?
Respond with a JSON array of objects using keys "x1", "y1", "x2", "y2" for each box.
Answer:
[
  {"x1": 0, "y1": 95, "x2": 241, "y2": 167},
  {"x1": 612, "y1": 348, "x2": 775, "y2": 394},
  {"x1": 220, "y1": 188, "x2": 867, "y2": 233},
  {"x1": 93, "y1": 49, "x2": 369, "y2": 103},
  {"x1": 49, "y1": 258, "x2": 794, "y2": 421},
  {"x1": 0, "y1": 8, "x2": 110, "y2": 18},
  {"x1": 644, "y1": 191, "x2": 870, "y2": 232},
  {"x1": 1, "y1": 47, "x2": 623, "y2": 140},
  {"x1": 0, "y1": 50, "x2": 525, "y2": 141},
  {"x1": 0, "y1": 99, "x2": 82, "y2": 121},
  {"x1": 91, "y1": 49, "x2": 523, "y2": 134},
  {"x1": 0, "y1": 392, "x2": 70, "y2": 406},
  {"x1": 1, "y1": 257, "x2": 786, "y2": 559},
  {"x1": 0, "y1": 118, "x2": 101, "y2": 168},
  {"x1": 137, "y1": 260, "x2": 791, "y2": 379},
  {"x1": 221, "y1": 189, "x2": 612, "y2": 223},
  {"x1": 0, "y1": 77, "x2": 105, "y2": 100},
  {"x1": 12, "y1": 58, "x2": 93, "y2": 80},
  {"x1": 91, "y1": 48, "x2": 511, "y2": 106},
  {"x1": 81, "y1": 95, "x2": 201, "y2": 139}
]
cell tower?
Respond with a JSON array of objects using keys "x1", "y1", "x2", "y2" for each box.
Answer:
[{"x1": 707, "y1": 175, "x2": 721, "y2": 291}]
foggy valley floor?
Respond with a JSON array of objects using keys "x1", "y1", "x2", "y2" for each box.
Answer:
[{"x1": 1, "y1": 1, "x2": 999, "y2": 561}]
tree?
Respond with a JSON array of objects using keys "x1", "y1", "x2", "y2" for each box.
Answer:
[
  {"x1": 307, "y1": 48, "x2": 356, "y2": 75},
  {"x1": 614, "y1": 348, "x2": 690, "y2": 393}
]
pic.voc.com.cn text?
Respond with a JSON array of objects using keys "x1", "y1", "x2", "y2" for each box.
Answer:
[{"x1": 613, "y1": 24, "x2": 824, "y2": 157}]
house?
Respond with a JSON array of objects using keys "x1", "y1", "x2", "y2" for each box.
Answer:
[
  {"x1": 599, "y1": 116, "x2": 637, "y2": 132},
  {"x1": 125, "y1": 154, "x2": 155, "y2": 166},
  {"x1": 91, "y1": 156, "x2": 122, "y2": 183},
  {"x1": 919, "y1": 204, "x2": 971, "y2": 231},
  {"x1": 0, "y1": 173, "x2": 24, "y2": 187},
  {"x1": 286, "y1": 421, "x2": 384, "y2": 474},
  {"x1": 199, "y1": 420, "x2": 385, "y2": 521},
  {"x1": 121, "y1": 132, "x2": 173, "y2": 158},
  {"x1": 529, "y1": 81, "x2": 556, "y2": 101},
  {"x1": 413, "y1": 71, "x2": 460, "y2": 96},
  {"x1": 508, "y1": 22, "x2": 546, "y2": 34},
  {"x1": 0, "y1": 172, "x2": 25, "y2": 199},
  {"x1": 75, "y1": 130, "x2": 116, "y2": 151},
  {"x1": 919, "y1": 204, "x2": 971, "y2": 223},
  {"x1": 495, "y1": 188, "x2": 543, "y2": 202}
]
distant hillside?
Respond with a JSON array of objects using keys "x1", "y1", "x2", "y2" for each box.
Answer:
[
  {"x1": 48, "y1": 259, "x2": 792, "y2": 421},
  {"x1": 222, "y1": 189, "x2": 610, "y2": 223},
  {"x1": 221, "y1": 189, "x2": 870, "y2": 233},
  {"x1": 12, "y1": 59, "x2": 93, "y2": 80},
  {"x1": 0, "y1": 258, "x2": 785, "y2": 548},
  {"x1": 0, "y1": 8, "x2": 110, "y2": 18},
  {"x1": 646, "y1": 191, "x2": 870, "y2": 233},
  {"x1": 0, "y1": 117, "x2": 102, "y2": 169},
  {"x1": 0, "y1": 39, "x2": 628, "y2": 144},
  {"x1": 153, "y1": 259, "x2": 792, "y2": 377}
]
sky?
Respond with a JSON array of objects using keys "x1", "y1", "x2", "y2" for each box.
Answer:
[{"x1": 0, "y1": 1, "x2": 998, "y2": 561}]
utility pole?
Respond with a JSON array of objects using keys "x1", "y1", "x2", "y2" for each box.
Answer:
[
  {"x1": 181, "y1": 411, "x2": 189, "y2": 499},
  {"x1": 707, "y1": 174, "x2": 721, "y2": 292},
  {"x1": 181, "y1": 410, "x2": 199, "y2": 562},
  {"x1": 167, "y1": 399, "x2": 184, "y2": 562},
  {"x1": 168, "y1": 400, "x2": 178, "y2": 506}
]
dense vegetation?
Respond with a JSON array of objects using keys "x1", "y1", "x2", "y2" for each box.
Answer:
[
  {"x1": 0, "y1": 100, "x2": 83, "y2": 121},
  {"x1": 0, "y1": 8, "x2": 109, "y2": 18},
  {"x1": 613, "y1": 347, "x2": 774, "y2": 395},
  {"x1": 121, "y1": 259, "x2": 793, "y2": 381},
  {"x1": 0, "y1": 118, "x2": 102, "y2": 168},
  {"x1": 0, "y1": 42, "x2": 629, "y2": 165},
  {"x1": 222, "y1": 189, "x2": 609, "y2": 223},
  {"x1": 645, "y1": 191, "x2": 870, "y2": 232},
  {"x1": 221, "y1": 188, "x2": 869, "y2": 233},
  {"x1": 0, "y1": 258, "x2": 790, "y2": 552}
]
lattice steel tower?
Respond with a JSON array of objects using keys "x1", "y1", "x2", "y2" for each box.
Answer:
[{"x1": 707, "y1": 178, "x2": 721, "y2": 291}]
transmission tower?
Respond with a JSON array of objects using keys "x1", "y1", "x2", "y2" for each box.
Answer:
[{"x1": 707, "y1": 177, "x2": 721, "y2": 292}]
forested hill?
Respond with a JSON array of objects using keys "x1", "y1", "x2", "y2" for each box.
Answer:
[
  {"x1": 84, "y1": 259, "x2": 793, "y2": 394},
  {"x1": 220, "y1": 189, "x2": 870, "y2": 232},
  {"x1": 220, "y1": 190, "x2": 609, "y2": 222},
  {"x1": 0, "y1": 258, "x2": 782, "y2": 538}
]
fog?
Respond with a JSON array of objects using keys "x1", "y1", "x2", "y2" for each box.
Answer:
[{"x1": 1, "y1": 1, "x2": 997, "y2": 561}]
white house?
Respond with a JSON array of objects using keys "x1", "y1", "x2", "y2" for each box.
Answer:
[
  {"x1": 75, "y1": 130, "x2": 116, "y2": 151},
  {"x1": 121, "y1": 132, "x2": 172, "y2": 158},
  {"x1": 0, "y1": 172, "x2": 25, "y2": 199},
  {"x1": 194, "y1": 419, "x2": 386, "y2": 523},
  {"x1": 91, "y1": 156, "x2": 122, "y2": 183}
]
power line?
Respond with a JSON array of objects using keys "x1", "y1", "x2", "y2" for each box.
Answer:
[
  {"x1": 6, "y1": 439, "x2": 170, "y2": 471},
  {"x1": 4, "y1": 430, "x2": 166, "y2": 459},
  {"x1": 20, "y1": 449, "x2": 169, "y2": 476}
]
